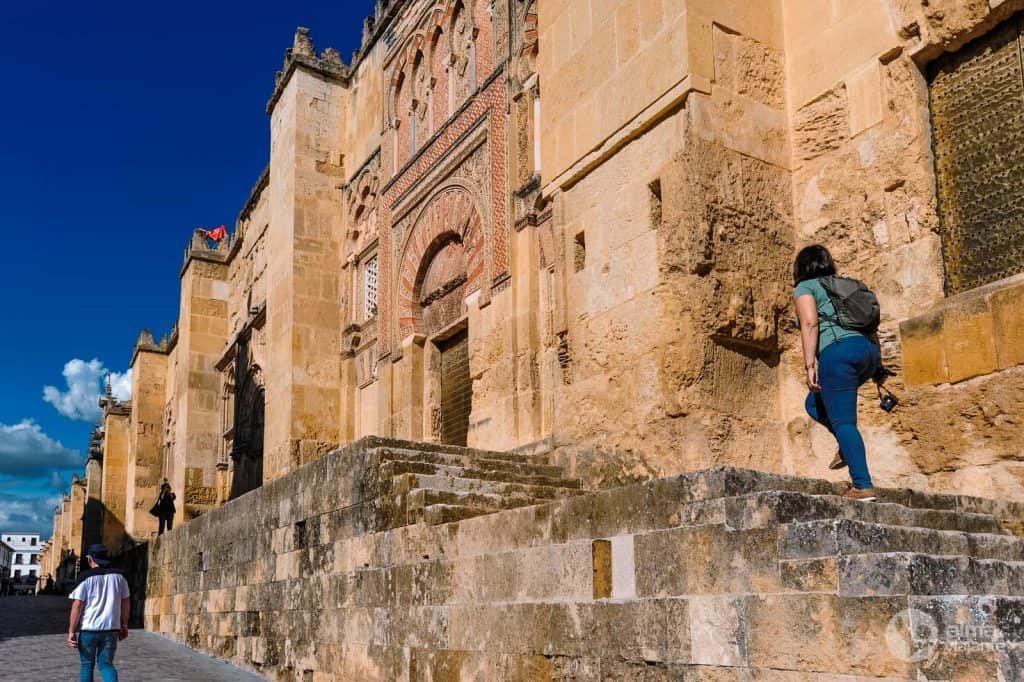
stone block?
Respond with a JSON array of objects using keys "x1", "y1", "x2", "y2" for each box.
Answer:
[
  {"x1": 687, "y1": 596, "x2": 745, "y2": 667},
  {"x1": 745, "y1": 594, "x2": 913, "y2": 676},
  {"x1": 990, "y1": 281, "x2": 1024, "y2": 370},
  {"x1": 610, "y1": 534, "x2": 637, "y2": 599},
  {"x1": 635, "y1": 524, "x2": 780, "y2": 596},
  {"x1": 941, "y1": 297, "x2": 998, "y2": 383},
  {"x1": 793, "y1": 85, "x2": 850, "y2": 162},
  {"x1": 846, "y1": 61, "x2": 884, "y2": 136},
  {"x1": 899, "y1": 309, "x2": 948, "y2": 386},
  {"x1": 779, "y1": 557, "x2": 839, "y2": 593}
]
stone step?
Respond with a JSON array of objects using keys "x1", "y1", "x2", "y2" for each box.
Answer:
[
  {"x1": 831, "y1": 552, "x2": 1024, "y2": 596},
  {"x1": 781, "y1": 519, "x2": 1024, "y2": 562},
  {"x1": 406, "y1": 488, "x2": 547, "y2": 515},
  {"x1": 677, "y1": 467, "x2": 1024, "y2": 533},
  {"x1": 417, "y1": 504, "x2": 492, "y2": 526},
  {"x1": 390, "y1": 472, "x2": 584, "y2": 500},
  {"x1": 379, "y1": 459, "x2": 582, "y2": 490},
  {"x1": 726, "y1": 490, "x2": 1003, "y2": 535},
  {"x1": 361, "y1": 435, "x2": 552, "y2": 464},
  {"x1": 374, "y1": 446, "x2": 567, "y2": 479}
]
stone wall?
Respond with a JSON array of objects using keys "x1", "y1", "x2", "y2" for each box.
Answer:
[
  {"x1": 47, "y1": 2, "x2": 1024, "y2": 607},
  {"x1": 127, "y1": 345, "x2": 168, "y2": 537},
  {"x1": 541, "y1": 0, "x2": 795, "y2": 487},
  {"x1": 169, "y1": 252, "x2": 229, "y2": 513},
  {"x1": 778, "y1": 0, "x2": 1024, "y2": 499},
  {"x1": 100, "y1": 409, "x2": 130, "y2": 551},
  {"x1": 265, "y1": 66, "x2": 345, "y2": 482},
  {"x1": 138, "y1": 438, "x2": 1024, "y2": 680}
]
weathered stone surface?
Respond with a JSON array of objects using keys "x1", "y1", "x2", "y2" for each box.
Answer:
[
  {"x1": 119, "y1": 449, "x2": 1022, "y2": 679},
  {"x1": 36, "y1": 1, "x2": 1024, "y2": 679}
]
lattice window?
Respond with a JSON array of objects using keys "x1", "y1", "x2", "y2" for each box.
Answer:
[
  {"x1": 929, "y1": 13, "x2": 1024, "y2": 294},
  {"x1": 364, "y1": 256, "x2": 379, "y2": 319}
]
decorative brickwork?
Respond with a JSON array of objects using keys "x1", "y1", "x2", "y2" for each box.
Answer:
[
  {"x1": 380, "y1": 70, "x2": 509, "y2": 355},
  {"x1": 396, "y1": 185, "x2": 485, "y2": 339}
]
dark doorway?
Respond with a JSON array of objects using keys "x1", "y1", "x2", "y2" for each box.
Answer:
[
  {"x1": 438, "y1": 331, "x2": 471, "y2": 446},
  {"x1": 231, "y1": 368, "x2": 265, "y2": 499}
]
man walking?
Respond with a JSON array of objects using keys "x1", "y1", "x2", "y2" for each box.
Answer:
[{"x1": 67, "y1": 544, "x2": 130, "y2": 682}]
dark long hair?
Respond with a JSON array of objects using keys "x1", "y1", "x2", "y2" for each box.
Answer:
[{"x1": 793, "y1": 244, "x2": 837, "y2": 285}]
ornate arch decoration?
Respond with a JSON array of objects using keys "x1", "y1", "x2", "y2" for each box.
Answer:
[
  {"x1": 388, "y1": 69, "x2": 408, "y2": 130},
  {"x1": 347, "y1": 160, "x2": 380, "y2": 227},
  {"x1": 446, "y1": 0, "x2": 478, "y2": 76},
  {"x1": 515, "y1": 1, "x2": 539, "y2": 83},
  {"x1": 410, "y1": 49, "x2": 429, "y2": 121},
  {"x1": 230, "y1": 365, "x2": 265, "y2": 500},
  {"x1": 397, "y1": 185, "x2": 486, "y2": 339}
]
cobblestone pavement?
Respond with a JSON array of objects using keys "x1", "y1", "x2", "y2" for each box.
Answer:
[{"x1": 0, "y1": 595, "x2": 265, "y2": 681}]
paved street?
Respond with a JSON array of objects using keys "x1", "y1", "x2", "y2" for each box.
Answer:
[{"x1": 0, "y1": 595, "x2": 264, "y2": 681}]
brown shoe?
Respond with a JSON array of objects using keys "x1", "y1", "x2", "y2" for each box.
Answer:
[
  {"x1": 842, "y1": 487, "x2": 877, "y2": 502},
  {"x1": 829, "y1": 451, "x2": 847, "y2": 470}
]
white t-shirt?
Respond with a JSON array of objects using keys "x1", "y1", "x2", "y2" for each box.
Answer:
[{"x1": 69, "y1": 571, "x2": 131, "y2": 631}]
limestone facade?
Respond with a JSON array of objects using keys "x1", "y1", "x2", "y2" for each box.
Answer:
[{"x1": 48, "y1": 0, "x2": 1024, "y2": 569}]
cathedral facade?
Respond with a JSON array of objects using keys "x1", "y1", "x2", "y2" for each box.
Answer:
[{"x1": 45, "y1": 0, "x2": 1024, "y2": 564}]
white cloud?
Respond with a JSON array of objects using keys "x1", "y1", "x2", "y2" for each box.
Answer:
[
  {"x1": 42, "y1": 358, "x2": 132, "y2": 422},
  {"x1": 0, "y1": 420, "x2": 83, "y2": 476},
  {"x1": 0, "y1": 492, "x2": 62, "y2": 538},
  {"x1": 108, "y1": 368, "x2": 132, "y2": 403},
  {"x1": 43, "y1": 358, "x2": 104, "y2": 422}
]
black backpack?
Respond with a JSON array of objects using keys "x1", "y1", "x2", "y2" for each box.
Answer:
[{"x1": 819, "y1": 276, "x2": 881, "y2": 334}]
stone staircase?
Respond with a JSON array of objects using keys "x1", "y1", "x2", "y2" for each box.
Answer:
[
  {"x1": 573, "y1": 466, "x2": 1024, "y2": 679},
  {"x1": 143, "y1": 440, "x2": 1024, "y2": 679},
  {"x1": 357, "y1": 437, "x2": 582, "y2": 529}
]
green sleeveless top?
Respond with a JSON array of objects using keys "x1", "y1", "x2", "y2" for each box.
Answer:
[{"x1": 794, "y1": 278, "x2": 862, "y2": 354}]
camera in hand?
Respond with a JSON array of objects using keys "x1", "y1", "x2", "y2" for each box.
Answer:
[
  {"x1": 873, "y1": 365, "x2": 899, "y2": 412},
  {"x1": 879, "y1": 389, "x2": 899, "y2": 413}
]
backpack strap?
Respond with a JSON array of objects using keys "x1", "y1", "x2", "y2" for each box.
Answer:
[{"x1": 818, "y1": 277, "x2": 842, "y2": 348}]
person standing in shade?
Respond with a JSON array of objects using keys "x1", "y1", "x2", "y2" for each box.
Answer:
[
  {"x1": 67, "y1": 544, "x2": 130, "y2": 682},
  {"x1": 152, "y1": 480, "x2": 177, "y2": 535}
]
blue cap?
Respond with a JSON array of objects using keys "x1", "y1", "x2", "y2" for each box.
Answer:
[{"x1": 85, "y1": 544, "x2": 111, "y2": 566}]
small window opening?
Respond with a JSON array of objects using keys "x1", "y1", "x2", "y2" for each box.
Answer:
[
  {"x1": 649, "y1": 179, "x2": 663, "y2": 228},
  {"x1": 573, "y1": 232, "x2": 586, "y2": 273}
]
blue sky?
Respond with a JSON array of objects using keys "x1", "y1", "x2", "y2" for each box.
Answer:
[{"x1": 0, "y1": 1, "x2": 373, "y2": 538}]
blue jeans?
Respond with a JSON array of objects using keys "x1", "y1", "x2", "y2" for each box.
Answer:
[
  {"x1": 79, "y1": 631, "x2": 119, "y2": 682},
  {"x1": 805, "y1": 335, "x2": 881, "y2": 489}
]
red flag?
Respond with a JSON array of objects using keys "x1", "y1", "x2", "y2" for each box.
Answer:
[{"x1": 199, "y1": 225, "x2": 228, "y2": 242}]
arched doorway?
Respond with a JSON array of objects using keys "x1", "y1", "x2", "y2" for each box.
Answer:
[
  {"x1": 398, "y1": 185, "x2": 486, "y2": 447},
  {"x1": 418, "y1": 235, "x2": 472, "y2": 446},
  {"x1": 230, "y1": 367, "x2": 264, "y2": 499}
]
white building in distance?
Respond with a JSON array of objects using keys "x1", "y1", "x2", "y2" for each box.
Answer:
[{"x1": 2, "y1": 533, "x2": 42, "y2": 583}]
